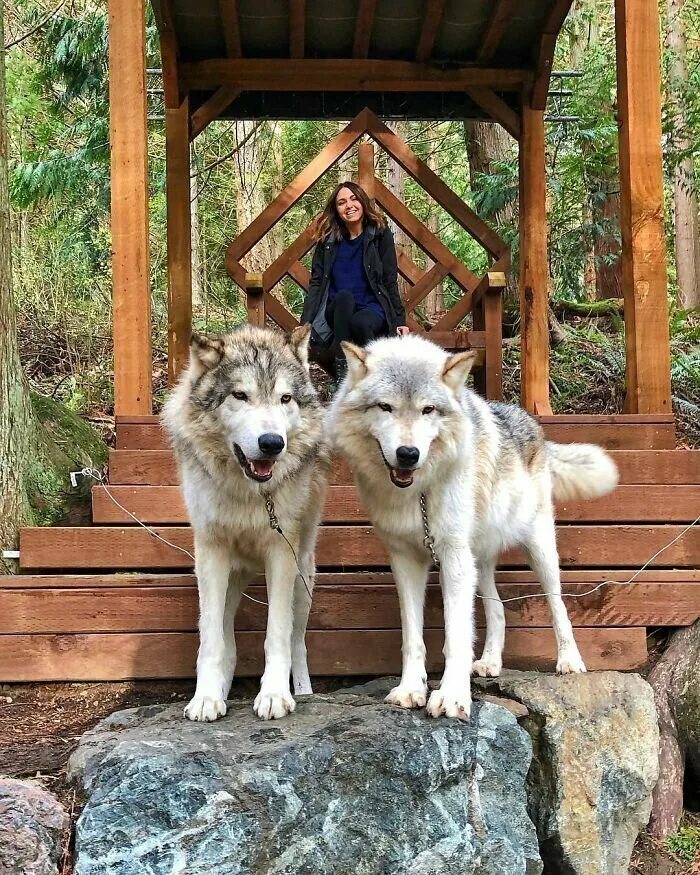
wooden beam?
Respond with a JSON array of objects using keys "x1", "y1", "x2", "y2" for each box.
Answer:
[
  {"x1": 484, "y1": 274, "x2": 505, "y2": 400},
  {"x1": 405, "y1": 264, "x2": 449, "y2": 310},
  {"x1": 364, "y1": 109, "x2": 508, "y2": 257},
  {"x1": 416, "y1": 0, "x2": 445, "y2": 63},
  {"x1": 190, "y1": 86, "x2": 241, "y2": 140},
  {"x1": 353, "y1": 0, "x2": 378, "y2": 58},
  {"x1": 151, "y1": 0, "x2": 181, "y2": 109},
  {"x1": 465, "y1": 86, "x2": 520, "y2": 139},
  {"x1": 263, "y1": 221, "x2": 317, "y2": 291},
  {"x1": 165, "y1": 98, "x2": 192, "y2": 385},
  {"x1": 519, "y1": 105, "x2": 551, "y2": 414},
  {"x1": 245, "y1": 273, "x2": 265, "y2": 327},
  {"x1": 398, "y1": 251, "x2": 425, "y2": 285},
  {"x1": 287, "y1": 262, "x2": 310, "y2": 291},
  {"x1": 289, "y1": 0, "x2": 305, "y2": 58},
  {"x1": 218, "y1": 0, "x2": 242, "y2": 57},
  {"x1": 433, "y1": 254, "x2": 510, "y2": 331},
  {"x1": 358, "y1": 141, "x2": 375, "y2": 198},
  {"x1": 373, "y1": 180, "x2": 480, "y2": 295},
  {"x1": 226, "y1": 111, "x2": 368, "y2": 288},
  {"x1": 477, "y1": 0, "x2": 515, "y2": 63},
  {"x1": 615, "y1": 0, "x2": 672, "y2": 413},
  {"x1": 108, "y1": 0, "x2": 152, "y2": 415},
  {"x1": 531, "y1": 0, "x2": 575, "y2": 110},
  {"x1": 181, "y1": 59, "x2": 531, "y2": 92}
]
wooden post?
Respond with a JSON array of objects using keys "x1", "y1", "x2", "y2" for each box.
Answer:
[
  {"x1": 615, "y1": 0, "x2": 672, "y2": 413},
  {"x1": 108, "y1": 0, "x2": 152, "y2": 415},
  {"x1": 358, "y1": 141, "x2": 375, "y2": 198},
  {"x1": 246, "y1": 273, "x2": 265, "y2": 326},
  {"x1": 518, "y1": 104, "x2": 551, "y2": 414},
  {"x1": 166, "y1": 98, "x2": 192, "y2": 385},
  {"x1": 484, "y1": 272, "x2": 505, "y2": 401}
]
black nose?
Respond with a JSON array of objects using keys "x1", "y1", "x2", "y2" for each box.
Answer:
[
  {"x1": 258, "y1": 433, "x2": 285, "y2": 456},
  {"x1": 396, "y1": 445, "x2": 420, "y2": 467}
]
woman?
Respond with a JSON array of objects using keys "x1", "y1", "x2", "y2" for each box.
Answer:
[{"x1": 301, "y1": 181, "x2": 409, "y2": 380}]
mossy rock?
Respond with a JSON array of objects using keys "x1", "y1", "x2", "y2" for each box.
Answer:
[{"x1": 26, "y1": 394, "x2": 108, "y2": 526}]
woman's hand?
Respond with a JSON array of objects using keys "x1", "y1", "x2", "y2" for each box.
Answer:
[{"x1": 396, "y1": 326, "x2": 410, "y2": 337}]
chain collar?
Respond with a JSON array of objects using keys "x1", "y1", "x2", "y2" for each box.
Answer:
[
  {"x1": 265, "y1": 495, "x2": 282, "y2": 533},
  {"x1": 419, "y1": 492, "x2": 440, "y2": 568}
]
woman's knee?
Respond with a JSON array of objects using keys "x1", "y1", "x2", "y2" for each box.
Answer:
[
  {"x1": 351, "y1": 312, "x2": 385, "y2": 345},
  {"x1": 334, "y1": 289, "x2": 356, "y2": 311}
]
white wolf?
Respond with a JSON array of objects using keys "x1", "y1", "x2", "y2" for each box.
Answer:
[
  {"x1": 162, "y1": 324, "x2": 329, "y2": 722},
  {"x1": 328, "y1": 334, "x2": 618, "y2": 720}
]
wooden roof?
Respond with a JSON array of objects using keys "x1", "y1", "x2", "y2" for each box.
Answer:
[{"x1": 153, "y1": 0, "x2": 573, "y2": 120}]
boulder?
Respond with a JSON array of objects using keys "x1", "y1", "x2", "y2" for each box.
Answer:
[
  {"x1": 0, "y1": 778, "x2": 68, "y2": 875},
  {"x1": 473, "y1": 671, "x2": 659, "y2": 875},
  {"x1": 68, "y1": 684, "x2": 542, "y2": 875}
]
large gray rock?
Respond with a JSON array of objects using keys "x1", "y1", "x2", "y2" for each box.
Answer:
[
  {"x1": 68, "y1": 684, "x2": 542, "y2": 875},
  {"x1": 0, "y1": 778, "x2": 68, "y2": 875},
  {"x1": 474, "y1": 672, "x2": 659, "y2": 875}
]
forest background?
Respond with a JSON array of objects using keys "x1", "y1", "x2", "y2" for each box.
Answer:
[{"x1": 4, "y1": 0, "x2": 700, "y2": 446}]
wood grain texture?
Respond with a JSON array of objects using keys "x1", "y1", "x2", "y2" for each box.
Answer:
[
  {"x1": 0, "y1": 627, "x2": 647, "y2": 681},
  {"x1": 190, "y1": 86, "x2": 241, "y2": 139},
  {"x1": 615, "y1": 0, "x2": 672, "y2": 414},
  {"x1": 465, "y1": 86, "x2": 520, "y2": 139},
  {"x1": 19, "y1": 525, "x2": 700, "y2": 570},
  {"x1": 416, "y1": 0, "x2": 445, "y2": 62},
  {"x1": 4, "y1": 582, "x2": 699, "y2": 634},
  {"x1": 353, "y1": 0, "x2": 378, "y2": 58},
  {"x1": 289, "y1": 0, "x2": 305, "y2": 58},
  {"x1": 477, "y1": 0, "x2": 516, "y2": 62},
  {"x1": 108, "y1": 0, "x2": 152, "y2": 415},
  {"x1": 91, "y1": 485, "x2": 700, "y2": 525}
]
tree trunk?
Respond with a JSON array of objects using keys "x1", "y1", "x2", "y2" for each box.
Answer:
[
  {"x1": 234, "y1": 121, "x2": 277, "y2": 276},
  {"x1": 648, "y1": 620, "x2": 700, "y2": 837},
  {"x1": 666, "y1": 0, "x2": 700, "y2": 309},
  {"x1": 0, "y1": 0, "x2": 41, "y2": 572},
  {"x1": 190, "y1": 147, "x2": 203, "y2": 309},
  {"x1": 385, "y1": 120, "x2": 410, "y2": 303},
  {"x1": 425, "y1": 132, "x2": 445, "y2": 322}
]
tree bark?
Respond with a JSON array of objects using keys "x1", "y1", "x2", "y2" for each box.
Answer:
[
  {"x1": 234, "y1": 121, "x2": 278, "y2": 276},
  {"x1": 190, "y1": 147, "x2": 203, "y2": 308},
  {"x1": 0, "y1": 0, "x2": 41, "y2": 572},
  {"x1": 425, "y1": 130, "x2": 445, "y2": 322},
  {"x1": 648, "y1": 620, "x2": 700, "y2": 837},
  {"x1": 385, "y1": 120, "x2": 411, "y2": 303},
  {"x1": 666, "y1": 0, "x2": 700, "y2": 310}
]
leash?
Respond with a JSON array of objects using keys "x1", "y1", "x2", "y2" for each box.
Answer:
[
  {"x1": 71, "y1": 468, "x2": 314, "y2": 607},
  {"x1": 417, "y1": 489, "x2": 700, "y2": 604}
]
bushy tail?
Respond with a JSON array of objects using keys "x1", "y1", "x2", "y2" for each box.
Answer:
[{"x1": 546, "y1": 442, "x2": 619, "y2": 501}]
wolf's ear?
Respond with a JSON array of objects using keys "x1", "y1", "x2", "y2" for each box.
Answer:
[
  {"x1": 289, "y1": 323, "x2": 312, "y2": 370},
  {"x1": 190, "y1": 334, "x2": 225, "y2": 375},
  {"x1": 341, "y1": 342, "x2": 369, "y2": 384},
  {"x1": 442, "y1": 350, "x2": 478, "y2": 394}
]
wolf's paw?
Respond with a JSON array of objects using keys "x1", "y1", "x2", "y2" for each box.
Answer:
[
  {"x1": 556, "y1": 649, "x2": 587, "y2": 674},
  {"x1": 385, "y1": 683, "x2": 428, "y2": 710},
  {"x1": 184, "y1": 695, "x2": 227, "y2": 722},
  {"x1": 426, "y1": 687, "x2": 472, "y2": 721},
  {"x1": 472, "y1": 658, "x2": 502, "y2": 678},
  {"x1": 254, "y1": 689, "x2": 296, "y2": 720}
]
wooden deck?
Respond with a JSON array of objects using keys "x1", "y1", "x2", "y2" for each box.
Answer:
[{"x1": 4, "y1": 413, "x2": 700, "y2": 681}]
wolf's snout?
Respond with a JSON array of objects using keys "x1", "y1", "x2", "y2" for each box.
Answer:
[
  {"x1": 396, "y1": 445, "x2": 420, "y2": 467},
  {"x1": 258, "y1": 433, "x2": 285, "y2": 456}
]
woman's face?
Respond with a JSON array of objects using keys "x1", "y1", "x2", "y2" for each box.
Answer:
[{"x1": 335, "y1": 187, "x2": 364, "y2": 226}]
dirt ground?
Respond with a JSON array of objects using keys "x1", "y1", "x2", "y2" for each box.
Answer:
[{"x1": 1, "y1": 679, "x2": 697, "y2": 875}]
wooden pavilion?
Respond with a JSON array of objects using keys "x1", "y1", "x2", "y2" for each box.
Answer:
[{"x1": 2, "y1": 0, "x2": 699, "y2": 681}]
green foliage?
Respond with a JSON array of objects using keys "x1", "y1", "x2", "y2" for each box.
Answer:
[{"x1": 664, "y1": 825, "x2": 700, "y2": 862}]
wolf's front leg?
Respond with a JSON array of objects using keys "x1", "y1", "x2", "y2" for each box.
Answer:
[
  {"x1": 427, "y1": 541, "x2": 477, "y2": 720},
  {"x1": 185, "y1": 534, "x2": 232, "y2": 722},
  {"x1": 385, "y1": 549, "x2": 431, "y2": 710},
  {"x1": 255, "y1": 542, "x2": 297, "y2": 719},
  {"x1": 291, "y1": 550, "x2": 315, "y2": 696}
]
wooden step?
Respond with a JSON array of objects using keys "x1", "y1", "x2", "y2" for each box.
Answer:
[
  {"x1": 3, "y1": 578, "x2": 700, "y2": 633},
  {"x1": 107, "y1": 448, "x2": 700, "y2": 487},
  {"x1": 92, "y1": 483, "x2": 700, "y2": 524},
  {"x1": 19, "y1": 524, "x2": 700, "y2": 570},
  {"x1": 116, "y1": 414, "x2": 676, "y2": 451},
  {"x1": 0, "y1": 627, "x2": 648, "y2": 681}
]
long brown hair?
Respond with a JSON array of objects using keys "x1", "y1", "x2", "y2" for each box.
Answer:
[{"x1": 313, "y1": 181, "x2": 386, "y2": 242}]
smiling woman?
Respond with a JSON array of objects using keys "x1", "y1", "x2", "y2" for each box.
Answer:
[{"x1": 301, "y1": 181, "x2": 408, "y2": 383}]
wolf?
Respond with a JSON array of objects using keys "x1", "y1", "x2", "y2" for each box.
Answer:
[
  {"x1": 328, "y1": 334, "x2": 618, "y2": 720},
  {"x1": 162, "y1": 324, "x2": 329, "y2": 722}
]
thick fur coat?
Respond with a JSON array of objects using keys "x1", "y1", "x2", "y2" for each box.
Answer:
[
  {"x1": 162, "y1": 325, "x2": 329, "y2": 721},
  {"x1": 328, "y1": 334, "x2": 618, "y2": 719}
]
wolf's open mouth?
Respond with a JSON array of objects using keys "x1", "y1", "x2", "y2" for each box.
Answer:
[
  {"x1": 389, "y1": 467, "x2": 415, "y2": 488},
  {"x1": 233, "y1": 444, "x2": 275, "y2": 483}
]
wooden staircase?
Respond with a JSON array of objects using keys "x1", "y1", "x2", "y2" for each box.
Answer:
[{"x1": 4, "y1": 414, "x2": 700, "y2": 681}]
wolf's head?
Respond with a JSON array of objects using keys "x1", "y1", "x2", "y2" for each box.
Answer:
[
  {"x1": 332, "y1": 335, "x2": 477, "y2": 489},
  {"x1": 177, "y1": 324, "x2": 319, "y2": 485}
]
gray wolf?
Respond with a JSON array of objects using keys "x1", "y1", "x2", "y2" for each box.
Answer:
[
  {"x1": 328, "y1": 334, "x2": 618, "y2": 720},
  {"x1": 162, "y1": 324, "x2": 329, "y2": 721}
]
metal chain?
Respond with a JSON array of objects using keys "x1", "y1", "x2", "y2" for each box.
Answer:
[
  {"x1": 419, "y1": 492, "x2": 440, "y2": 569},
  {"x1": 265, "y1": 495, "x2": 282, "y2": 533}
]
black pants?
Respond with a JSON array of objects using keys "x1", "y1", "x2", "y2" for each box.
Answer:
[{"x1": 326, "y1": 290, "x2": 387, "y2": 351}]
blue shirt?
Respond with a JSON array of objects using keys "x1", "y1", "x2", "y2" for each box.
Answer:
[{"x1": 328, "y1": 232, "x2": 384, "y2": 318}]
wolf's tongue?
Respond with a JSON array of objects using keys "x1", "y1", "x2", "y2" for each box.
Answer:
[{"x1": 251, "y1": 459, "x2": 275, "y2": 476}]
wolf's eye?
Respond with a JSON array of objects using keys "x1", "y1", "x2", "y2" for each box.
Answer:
[
  {"x1": 422, "y1": 406, "x2": 435, "y2": 415},
  {"x1": 232, "y1": 391, "x2": 248, "y2": 402},
  {"x1": 281, "y1": 394, "x2": 292, "y2": 404},
  {"x1": 378, "y1": 402, "x2": 392, "y2": 413}
]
